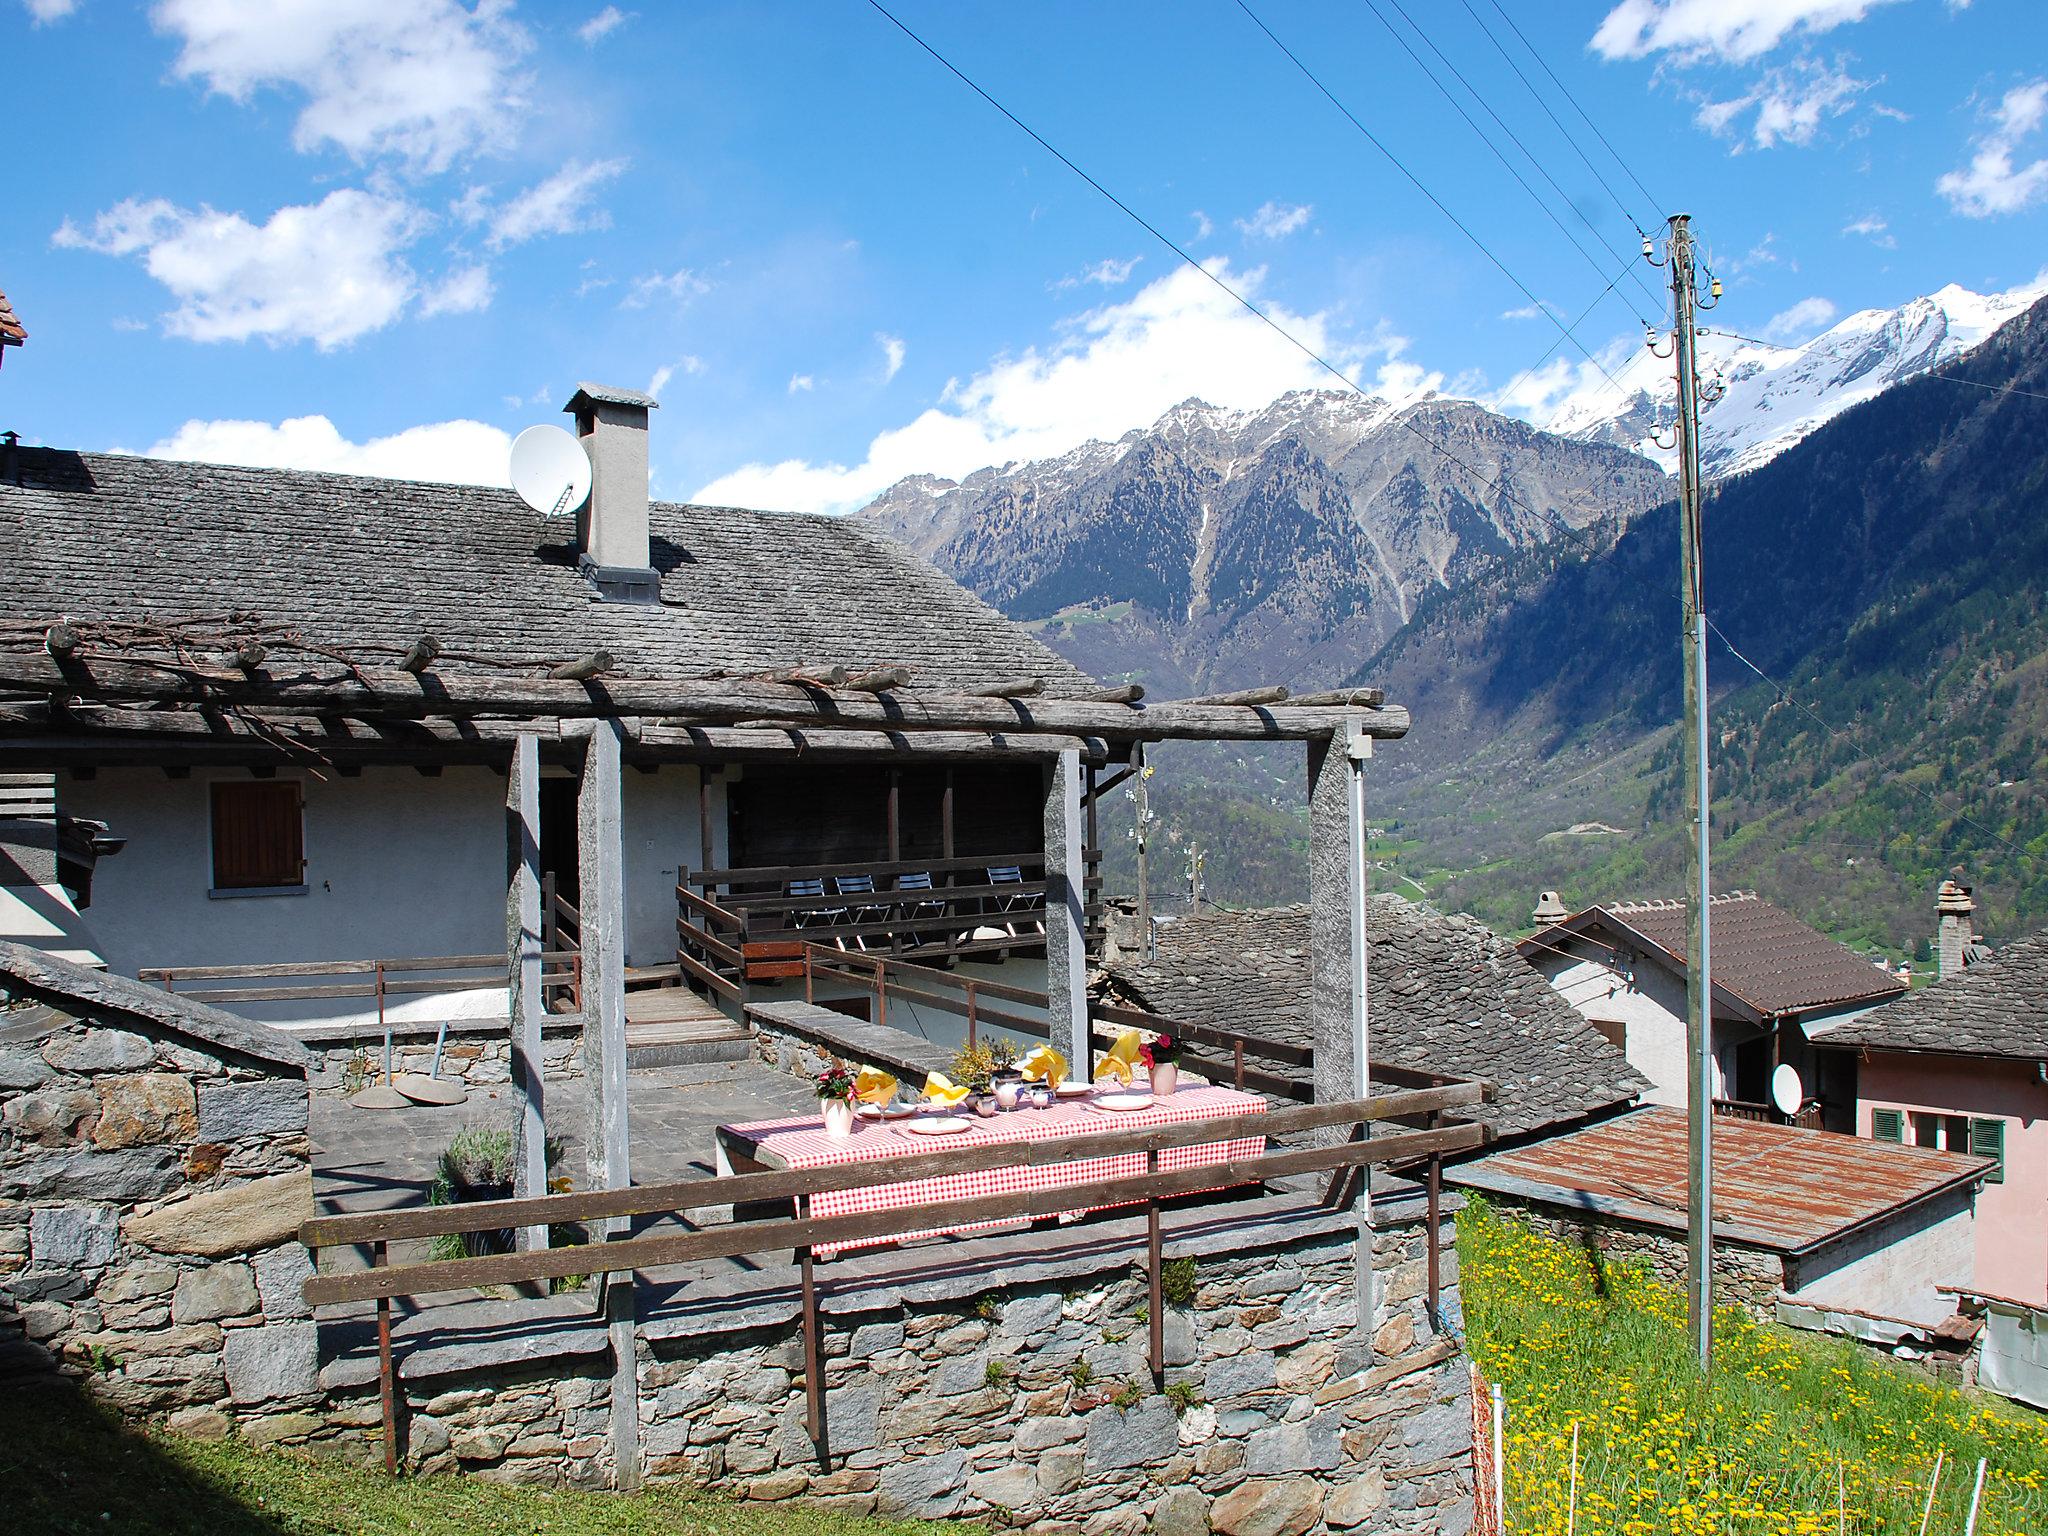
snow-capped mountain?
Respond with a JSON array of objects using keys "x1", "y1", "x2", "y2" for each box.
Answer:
[{"x1": 1542, "y1": 276, "x2": 2047, "y2": 479}]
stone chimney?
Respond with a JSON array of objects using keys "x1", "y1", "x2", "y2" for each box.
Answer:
[
  {"x1": 563, "y1": 383, "x2": 660, "y2": 604},
  {"x1": 1532, "y1": 889, "x2": 1569, "y2": 927},
  {"x1": 1936, "y1": 879, "x2": 1975, "y2": 981}
]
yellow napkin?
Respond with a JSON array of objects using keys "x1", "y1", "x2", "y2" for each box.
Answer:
[
  {"x1": 1020, "y1": 1045, "x2": 1068, "y2": 1089},
  {"x1": 1094, "y1": 1028, "x2": 1143, "y2": 1084},
  {"x1": 921, "y1": 1070, "x2": 972, "y2": 1107},
  {"x1": 855, "y1": 1066, "x2": 898, "y2": 1105}
]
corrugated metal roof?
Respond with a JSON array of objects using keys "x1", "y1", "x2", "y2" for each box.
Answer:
[
  {"x1": 1447, "y1": 1104, "x2": 1988, "y2": 1254},
  {"x1": 1523, "y1": 892, "x2": 1905, "y2": 1019}
]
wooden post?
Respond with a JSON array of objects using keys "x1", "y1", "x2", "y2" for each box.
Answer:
[
  {"x1": 886, "y1": 769, "x2": 900, "y2": 862},
  {"x1": 698, "y1": 766, "x2": 715, "y2": 877},
  {"x1": 576, "y1": 719, "x2": 640, "y2": 1489},
  {"x1": 508, "y1": 734, "x2": 548, "y2": 1254},
  {"x1": 1147, "y1": 1148, "x2": 1164, "y2": 1386},
  {"x1": 1234, "y1": 1039, "x2": 1245, "y2": 1092},
  {"x1": 1043, "y1": 749, "x2": 1089, "y2": 1072},
  {"x1": 1426, "y1": 1109, "x2": 1442, "y2": 1329},
  {"x1": 941, "y1": 769, "x2": 955, "y2": 859},
  {"x1": 375, "y1": 1239, "x2": 397, "y2": 1474},
  {"x1": 800, "y1": 1194, "x2": 829, "y2": 1468},
  {"x1": 966, "y1": 979, "x2": 978, "y2": 1048},
  {"x1": 1084, "y1": 763, "x2": 1099, "y2": 956}
]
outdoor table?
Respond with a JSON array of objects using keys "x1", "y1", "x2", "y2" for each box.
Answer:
[{"x1": 714, "y1": 1083, "x2": 1269, "y2": 1255}]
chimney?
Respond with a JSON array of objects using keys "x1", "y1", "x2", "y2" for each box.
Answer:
[
  {"x1": 1936, "y1": 879, "x2": 1975, "y2": 981},
  {"x1": 563, "y1": 382, "x2": 660, "y2": 604},
  {"x1": 1532, "y1": 889, "x2": 1569, "y2": 928}
]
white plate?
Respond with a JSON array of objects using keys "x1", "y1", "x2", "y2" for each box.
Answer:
[
  {"x1": 906, "y1": 1116, "x2": 973, "y2": 1136},
  {"x1": 858, "y1": 1102, "x2": 918, "y2": 1120},
  {"x1": 1053, "y1": 1081, "x2": 1095, "y2": 1098},
  {"x1": 1095, "y1": 1091, "x2": 1155, "y2": 1113}
]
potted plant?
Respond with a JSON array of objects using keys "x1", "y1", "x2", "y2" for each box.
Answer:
[
  {"x1": 950, "y1": 1041, "x2": 1000, "y2": 1117},
  {"x1": 816, "y1": 1062, "x2": 859, "y2": 1139},
  {"x1": 429, "y1": 1125, "x2": 519, "y2": 1257},
  {"x1": 1141, "y1": 1033, "x2": 1182, "y2": 1096}
]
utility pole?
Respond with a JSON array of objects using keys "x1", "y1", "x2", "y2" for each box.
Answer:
[
  {"x1": 1134, "y1": 747, "x2": 1154, "y2": 962},
  {"x1": 1653, "y1": 213, "x2": 1718, "y2": 1370}
]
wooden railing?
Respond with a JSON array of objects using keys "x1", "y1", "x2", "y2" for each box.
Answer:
[
  {"x1": 677, "y1": 852, "x2": 1104, "y2": 1001},
  {"x1": 138, "y1": 950, "x2": 584, "y2": 1029},
  {"x1": 298, "y1": 1084, "x2": 1490, "y2": 1473}
]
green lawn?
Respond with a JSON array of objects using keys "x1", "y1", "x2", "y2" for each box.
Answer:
[
  {"x1": 1459, "y1": 1201, "x2": 2048, "y2": 1535},
  {"x1": 3, "y1": 1382, "x2": 955, "y2": 1536}
]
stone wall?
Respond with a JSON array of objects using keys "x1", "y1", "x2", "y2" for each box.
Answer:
[
  {"x1": 1482, "y1": 1197, "x2": 1786, "y2": 1319},
  {"x1": 300, "y1": 1018, "x2": 584, "y2": 1099},
  {"x1": 1, "y1": 1005, "x2": 319, "y2": 1430}
]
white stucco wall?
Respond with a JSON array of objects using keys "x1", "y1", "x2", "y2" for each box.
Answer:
[
  {"x1": 59, "y1": 764, "x2": 716, "y2": 1018},
  {"x1": 1791, "y1": 1195, "x2": 1978, "y2": 1326},
  {"x1": 1532, "y1": 942, "x2": 1745, "y2": 1106}
]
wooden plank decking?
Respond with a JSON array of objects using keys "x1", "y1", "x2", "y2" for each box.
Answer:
[{"x1": 625, "y1": 985, "x2": 748, "y2": 1066}]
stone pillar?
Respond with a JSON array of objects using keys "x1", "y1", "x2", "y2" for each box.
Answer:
[
  {"x1": 507, "y1": 733, "x2": 547, "y2": 1253},
  {"x1": 1308, "y1": 721, "x2": 1374, "y2": 1343},
  {"x1": 576, "y1": 719, "x2": 640, "y2": 1489},
  {"x1": 1043, "y1": 748, "x2": 1089, "y2": 1072}
]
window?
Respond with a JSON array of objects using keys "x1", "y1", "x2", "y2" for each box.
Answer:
[
  {"x1": 1969, "y1": 1117, "x2": 2006, "y2": 1184},
  {"x1": 210, "y1": 781, "x2": 304, "y2": 891},
  {"x1": 1913, "y1": 1113, "x2": 1941, "y2": 1149},
  {"x1": 1869, "y1": 1107, "x2": 1903, "y2": 1143}
]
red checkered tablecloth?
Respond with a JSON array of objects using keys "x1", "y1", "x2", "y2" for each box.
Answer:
[{"x1": 719, "y1": 1084, "x2": 1268, "y2": 1256}]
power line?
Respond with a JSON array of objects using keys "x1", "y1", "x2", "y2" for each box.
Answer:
[
  {"x1": 1930, "y1": 372, "x2": 2048, "y2": 405},
  {"x1": 1480, "y1": 0, "x2": 1665, "y2": 216}
]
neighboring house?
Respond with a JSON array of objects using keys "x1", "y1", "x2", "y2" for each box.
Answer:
[
  {"x1": 1102, "y1": 898, "x2": 1649, "y2": 1142},
  {"x1": 0, "y1": 286, "x2": 24, "y2": 368},
  {"x1": 1817, "y1": 930, "x2": 2048, "y2": 1306},
  {"x1": 1518, "y1": 891, "x2": 1905, "y2": 1129},
  {"x1": 1448, "y1": 1104, "x2": 1991, "y2": 1325}
]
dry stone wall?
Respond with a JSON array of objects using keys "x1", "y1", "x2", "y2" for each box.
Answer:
[
  {"x1": 1480, "y1": 1196, "x2": 1786, "y2": 1319},
  {"x1": 300, "y1": 1019, "x2": 584, "y2": 1099}
]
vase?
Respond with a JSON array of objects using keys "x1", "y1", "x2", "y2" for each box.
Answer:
[
  {"x1": 1149, "y1": 1062, "x2": 1179, "y2": 1096},
  {"x1": 974, "y1": 1093, "x2": 1000, "y2": 1118},
  {"x1": 994, "y1": 1079, "x2": 1023, "y2": 1111},
  {"x1": 821, "y1": 1098, "x2": 855, "y2": 1139}
]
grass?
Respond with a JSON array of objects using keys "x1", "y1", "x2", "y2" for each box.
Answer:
[
  {"x1": 2, "y1": 1382, "x2": 958, "y2": 1536},
  {"x1": 1459, "y1": 1201, "x2": 2048, "y2": 1535}
]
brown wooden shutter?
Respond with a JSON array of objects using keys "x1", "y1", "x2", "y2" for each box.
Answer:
[{"x1": 210, "y1": 781, "x2": 304, "y2": 889}]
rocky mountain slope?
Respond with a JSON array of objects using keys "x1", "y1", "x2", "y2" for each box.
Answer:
[
  {"x1": 863, "y1": 391, "x2": 1666, "y2": 694},
  {"x1": 1543, "y1": 277, "x2": 2046, "y2": 479}
]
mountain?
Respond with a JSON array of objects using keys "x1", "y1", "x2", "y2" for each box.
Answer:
[
  {"x1": 1543, "y1": 276, "x2": 2047, "y2": 479},
  {"x1": 863, "y1": 391, "x2": 1666, "y2": 694},
  {"x1": 1365, "y1": 293, "x2": 2048, "y2": 953}
]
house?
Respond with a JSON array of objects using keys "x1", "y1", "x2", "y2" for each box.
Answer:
[
  {"x1": 1447, "y1": 1104, "x2": 1991, "y2": 1325},
  {"x1": 1518, "y1": 890, "x2": 1905, "y2": 1129},
  {"x1": 1816, "y1": 928, "x2": 2048, "y2": 1306},
  {"x1": 0, "y1": 287, "x2": 24, "y2": 368},
  {"x1": 1102, "y1": 898, "x2": 1649, "y2": 1142}
]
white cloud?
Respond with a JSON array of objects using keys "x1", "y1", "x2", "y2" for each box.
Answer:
[
  {"x1": 646, "y1": 356, "x2": 704, "y2": 399},
  {"x1": 1235, "y1": 201, "x2": 1312, "y2": 240},
  {"x1": 468, "y1": 157, "x2": 627, "y2": 249},
  {"x1": 419, "y1": 263, "x2": 493, "y2": 317},
  {"x1": 788, "y1": 373, "x2": 816, "y2": 395},
  {"x1": 1591, "y1": 0, "x2": 1900, "y2": 64},
  {"x1": 53, "y1": 189, "x2": 427, "y2": 349},
  {"x1": 1502, "y1": 301, "x2": 1554, "y2": 321},
  {"x1": 1938, "y1": 80, "x2": 2048, "y2": 218},
  {"x1": 624, "y1": 266, "x2": 712, "y2": 308},
  {"x1": 1841, "y1": 213, "x2": 1896, "y2": 247},
  {"x1": 152, "y1": 0, "x2": 531, "y2": 173},
  {"x1": 1191, "y1": 211, "x2": 1214, "y2": 241},
  {"x1": 142, "y1": 415, "x2": 513, "y2": 485},
  {"x1": 24, "y1": 0, "x2": 78, "y2": 23},
  {"x1": 578, "y1": 5, "x2": 629, "y2": 44},
  {"x1": 1052, "y1": 256, "x2": 1142, "y2": 292},
  {"x1": 1762, "y1": 295, "x2": 1838, "y2": 339},
  {"x1": 877, "y1": 333, "x2": 905, "y2": 382},
  {"x1": 694, "y1": 260, "x2": 1416, "y2": 516},
  {"x1": 1694, "y1": 56, "x2": 1866, "y2": 148}
]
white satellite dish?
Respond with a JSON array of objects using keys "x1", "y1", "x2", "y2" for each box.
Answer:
[
  {"x1": 1770, "y1": 1062, "x2": 1804, "y2": 1118},
  {"x1": 509, "y1": 424, "x2": 591, "y2": 517}
]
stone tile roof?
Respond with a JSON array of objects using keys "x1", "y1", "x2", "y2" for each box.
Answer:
[
  {"x1": 1525, "y1": 892, "x2": 1904, "y2": 1019},
  {"x1": 0, "y1": 449, "x2": 1095, "y2": 693},
  {"x1": 0, "y1": 940, "x2": 309, "y2": 1070},
  {"x1": 1818, "y1": 931, "x2": 2048, "y2": 1060},
  {"x1": 1102, "y1": 899, "x2": 1648, "y2": 1139}
]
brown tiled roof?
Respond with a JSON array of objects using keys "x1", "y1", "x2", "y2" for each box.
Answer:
[
  {"x1": 1103, "y1": 898, "x2": 1647, "y2": 1139},
  {"x1": 1523, "y1": 892, "x2": 1905, "y2": 1020},
  {"x1": 0, "y1": 290, "x2": 23, "y2": 347},
  {"x1": 1447, "y1": 1104, "x2": 1989, "y2": 1254},
  {"x1": 1819, "y1": 931, "x2": 2048, "y2": 1060}
]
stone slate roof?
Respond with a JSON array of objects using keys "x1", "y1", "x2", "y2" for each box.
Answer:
[
  {"x1": 1524, "y1": 892, "x2": 1904, "y2": 1019},
  {"x1": 1819, "y1": 931, "x2": 2048, "y2": 1060},
  {"x1": 1103, "y1": 899, "x2": 1648, "y2": 1140},
  {"x1": 0, "y1": 449, "x2": 1094, "y2": 693},
  {"x1": 0, "y1": 940, "x2": 309, "y2": 1070}
]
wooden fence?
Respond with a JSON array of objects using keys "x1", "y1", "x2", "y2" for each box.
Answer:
[
  {"x1": 138, "y1": 949, "x2": 584, "y2": 1027},
  {"x1": 299, "y1": 1084, "x2": 1490, "y2": 1474}
]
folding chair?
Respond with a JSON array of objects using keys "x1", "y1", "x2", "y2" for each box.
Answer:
[
  {"x1": 893, "y1": 870, "x2": 950, "y2": 951},
  {"x1": 833, "y1": 872, "x2": 893, "y2": 951},
  {"x1": 785, "y1": 877, "x2": 845, "y2": 934},
  {"x1": 986, "y1": 865, "x2": 1046, "y2": 936}
]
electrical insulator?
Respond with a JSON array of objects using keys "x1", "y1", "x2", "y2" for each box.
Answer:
[
  {"x1": 1641, "y1": 236, "x2": 1654, "y2": 260},
  {"x1": 1710, "y1": 277, "x2": 1723, "y2": 301},
  {"x1": 1645, "y1": 324, "x2": 1658, "y2": 349}
]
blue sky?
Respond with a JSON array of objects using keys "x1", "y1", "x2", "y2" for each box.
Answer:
[{"x1": 6, "y1": 0, "x2": 2047, "y2": 512}]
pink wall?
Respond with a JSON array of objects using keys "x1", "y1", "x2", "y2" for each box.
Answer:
[{"x1": 1858, "y1": 1052, "x2": 2048, "y2": 1305}]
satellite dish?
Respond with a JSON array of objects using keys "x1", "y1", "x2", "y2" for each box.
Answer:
[
  {"x1": 509, "y1": 424, "x2": 591, "y2": 517},
  {"x1": 1770, "y1": 1062, "x2": 1804, "y2": 1118}
]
